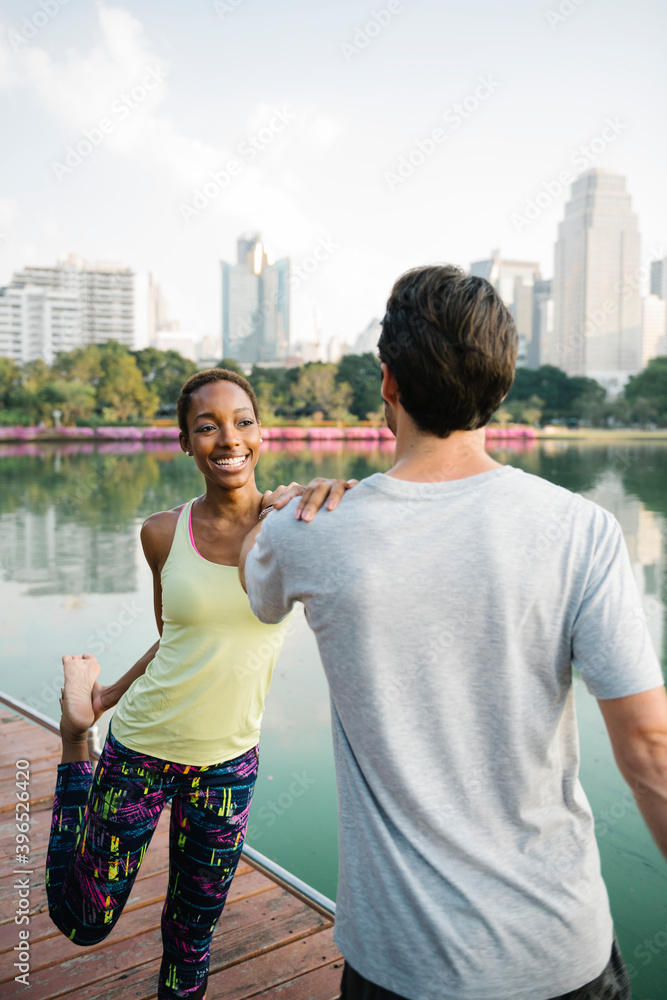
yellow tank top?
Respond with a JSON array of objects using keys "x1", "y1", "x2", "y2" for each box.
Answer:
[{"x1": 112, "y1": 498, "x2": 290, "y2": 765}]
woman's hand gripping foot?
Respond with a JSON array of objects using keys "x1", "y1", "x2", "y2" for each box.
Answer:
[{"x1": 59, "y1": 654, "x2": 102, "y2": 763}]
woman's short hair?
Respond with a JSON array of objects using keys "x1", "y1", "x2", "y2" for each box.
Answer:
[{"x1": 177, "y1": 368, "x2": 259, "y2": 435}]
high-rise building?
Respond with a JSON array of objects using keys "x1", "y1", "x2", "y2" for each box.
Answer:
[
  {"x1": 147, "y1": 272, "x2": 174, "y2": 346},
  {"x1": 470, "y1": 251, "x2": 541, "y2": 368},
  {"x1": 642, "y1": 295, "x2": 667, "y2": 367},
  {"x1": 0, "y1": 284, "x2": 82, "y2": 365},
  {"x1": 552, "y1": 169, "x2": 641, "y2": 394},
  {"x1": 221, "y1": 234, "x2": 289, "y2": 364},
  {"x1": 11, "y1": 253, "x2": 134, "y2": 350},
  {"x1": 650, "y1": 257, "x2": 667, "y2": 301},
  {"x1": 532, "y1": 279, "x2": 554, "y2": 368}
]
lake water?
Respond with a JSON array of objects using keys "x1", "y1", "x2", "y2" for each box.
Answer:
[{"x1": 1, "y1": 437, "x2": 665, "y2": 997}]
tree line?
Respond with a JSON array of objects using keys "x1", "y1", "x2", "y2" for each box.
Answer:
[{"x1": 0, "y1": 341, "x2": 665, "y2": 428}]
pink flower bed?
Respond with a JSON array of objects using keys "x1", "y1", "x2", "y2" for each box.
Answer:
[
  {"x1": 485, "y1": 425, "x2": 537, "y2": 439},
  {"x1": 306, "y1": 427, "x2": 345, "y2": 440},
  {"x1": 269, "y1": 427, "x2": 309, "y2": 440},
  {"x1": 0, "y1": 426, "x2": 42, "y2": 440},
  {"x1": 344, "y1": 427, "x2": 380, "y2": 440},
  {"x1": 96, "y1": 426, "x2": 143, "y2": 440},
  {"x1": 142, "y1": 426, "x2": 181, "y2": 440}
]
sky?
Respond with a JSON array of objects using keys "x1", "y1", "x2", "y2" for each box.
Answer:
[{"x1": 1, "y1": 0, "x2": 666, "y2": 351}]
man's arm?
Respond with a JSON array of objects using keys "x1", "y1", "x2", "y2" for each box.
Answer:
[{"x1": 597, "y1": 685, "x2": 667, "y2": 860}]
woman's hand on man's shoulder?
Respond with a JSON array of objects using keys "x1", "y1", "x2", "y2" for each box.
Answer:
[{"x1": 269, "y1": 478, "x2": 359, "y2": 523}]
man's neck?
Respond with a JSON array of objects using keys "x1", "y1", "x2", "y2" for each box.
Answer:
[{"x1": 387, "y1": 422, "x2": 501, "y2": 483}]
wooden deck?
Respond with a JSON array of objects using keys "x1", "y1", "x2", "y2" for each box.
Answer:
[{"x1": 0, "y1": 710, "x2": 343, "y2": 999}]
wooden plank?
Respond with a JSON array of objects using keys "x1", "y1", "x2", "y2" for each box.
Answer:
[
  {"x1": 0, "y1": 866, "x2": 273, "y2": 958},
  {"x1": 0, "y1": 769, "x2": 60, "y2": 813},
  {"x1": 0, "y1": 754, "x2": 61, "y2": 783},
  {"x1": 246, "y1": 962, "x2": 344, "y2": 1000},
  {"x1": 0, "y1": 729, "x2": 61, "y2": 766},
  {"x1": 0, "y1": 887, "x2": 331, "y2": 1000},
  {"x1": 207, "y1": 927, "x2": 339, "y2": 1000},
  {"x1": 0, "y1": 867, "x2": 275, "y2": 977}
]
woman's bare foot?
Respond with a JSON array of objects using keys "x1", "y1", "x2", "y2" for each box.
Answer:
[{"x1": 60, "y1": 654, "x2": 101, "y2": 763}]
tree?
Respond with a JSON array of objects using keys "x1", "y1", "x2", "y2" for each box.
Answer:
[
  {"x1": 132, "y1": 348, "x2": 198, "y2": 409},
  {"x1": 503, "y1": 394, "x2": 545, "y2": 426},
  {"x1": 624, "y1": 356, "x2": 667, "y2": 423},
  {"x1": 0, "y1": 358, "x2": 23, "y2": 408},
  {"x1": 96, "y1": 343, "x2": 158, "y2": 422},
  {"x1": 248, "y1": 365, "x2": 298, "y2": 420},
  {"x1": 506, "y1": 366, "x2": 606, "y2": 423},
  {"x1": 216, "y1": 358, "x2": 247, "y2": 377},
  {"x1": 335, "y1": 353, "x2": 382, "y2": 420},
  {"x1": 53, "y1": 380, "x2": 96, "y2": 425},
  {"x1": 290, "y1": 363, "x2": 353, "y2": 421},
  {"x1": 53, "y1": 345, "x2": 103, "y2": 386}
]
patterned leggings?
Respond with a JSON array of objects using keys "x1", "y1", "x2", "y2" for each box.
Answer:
[{"x1": 46, "y1": 726, "x2": 259, "y2": 1000}]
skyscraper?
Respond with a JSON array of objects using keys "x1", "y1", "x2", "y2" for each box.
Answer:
[
  {"x1": 642, "y1": 296, "x2": 667, "y2": 367},
  {"x1": 552, "y1": 169, "x2": 641, "y2": 394},
  {"x1": 470, "y1": 251, "x2": 541, "y2": 368},
  {"x1": 650, "y1": 257, "x2": 667, "y2": 301},
  {"x1": 221, "y1": 234, "x2": 289, "y2": 364}
]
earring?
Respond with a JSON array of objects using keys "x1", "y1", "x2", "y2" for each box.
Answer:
[{"x1": 259, "y1": 437, "x2": 263, "y2": 442}]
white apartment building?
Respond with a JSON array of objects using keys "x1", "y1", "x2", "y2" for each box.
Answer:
[
  {"x1": 5, "y1": 253, "x2": 134, "y2": 361},
  {"x1": 641, "y1": 295, "x2": 667, "y2": 368},
  {"x1": 552, "y1": 169, "x2": 641, "y2": 395},
  {"x1": 0, "y1": 284, "x2": 81, "y2": 365}
]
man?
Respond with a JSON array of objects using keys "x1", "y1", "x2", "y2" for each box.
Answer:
[{"x1": 239, "y1": 265, "x2": 667, "y2": 1000}]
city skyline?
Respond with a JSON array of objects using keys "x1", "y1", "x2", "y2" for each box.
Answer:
[{"x1": 1, "y1": 0, "x2": 665, "y2": 354}]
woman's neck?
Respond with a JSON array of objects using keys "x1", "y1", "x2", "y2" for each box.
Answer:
[{"x1": 197, "y1": 481, "x2": 262, "y2": 521}]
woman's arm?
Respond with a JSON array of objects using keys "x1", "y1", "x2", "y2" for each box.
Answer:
[{"x1": 92, "y1": 640, "x2": 160, "y2": 716}]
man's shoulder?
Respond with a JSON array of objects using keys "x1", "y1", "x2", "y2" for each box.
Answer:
[
  {"x1": 503, "y1": 468, "x2": 610, "y2": 520},
  {"x1": 266, "y1": 478, "x2": 380, "y2": 534}
]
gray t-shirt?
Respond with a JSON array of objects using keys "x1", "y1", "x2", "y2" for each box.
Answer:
[{"x1": 245, "y1": 466, "x2": 663, "y2": 1000}]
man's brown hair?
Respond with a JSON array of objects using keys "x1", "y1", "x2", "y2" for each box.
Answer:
[{"x1": 377, "y1": 265, "x2": 518, "y2": 437}]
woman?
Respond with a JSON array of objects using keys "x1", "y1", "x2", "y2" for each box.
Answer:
[{"x1": 48, "y1": 368, "x2": 353, "y2": 1000}]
